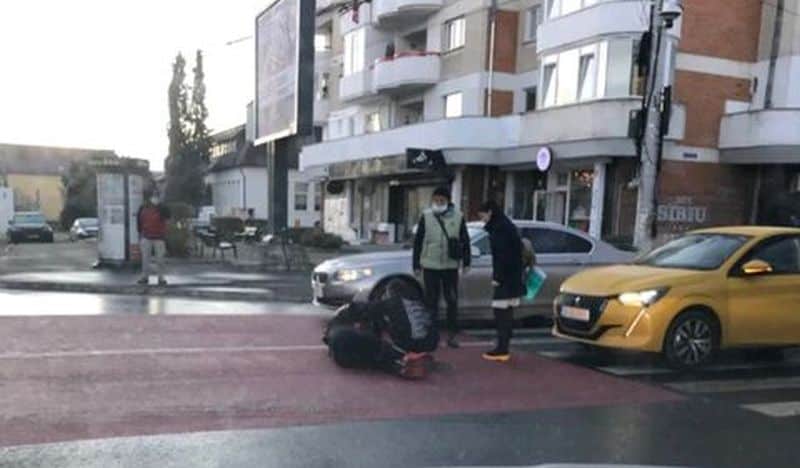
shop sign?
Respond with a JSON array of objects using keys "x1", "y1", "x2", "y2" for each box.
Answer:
[
  {"x1": 536, "y1": 147, "x2": 553, "y2": 172},
  {"x1": 329, "y1": 155, "x2": 406, "y2": 179},
  {"x1": 657, "y1": 197, "x2": 708, "y2": 224},
  {"x1": 406, "y1": 148, "x2": 446, "y2": 171}
]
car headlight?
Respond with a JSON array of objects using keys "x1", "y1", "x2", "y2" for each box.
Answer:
[
  {"x1": 334, "y1": 268, "x2": 373, "y2": 283},
  {"x1": 618, "y1": 288, "x2": 669, "y2": 308}
]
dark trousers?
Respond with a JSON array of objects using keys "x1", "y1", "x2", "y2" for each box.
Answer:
[
  {"x1": 423, "y1": 269, "x2": 459, "y2": 335},
  {"x1": 493, "y1": 308, "x2": 514, "y2": 353},
  {"x1": 327, "y1": 327, "x2": 404, "y2": 374}
]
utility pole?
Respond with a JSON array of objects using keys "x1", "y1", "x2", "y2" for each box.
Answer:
[{"x1": 633, "y1": 0, "x2": 682, "y2": 252}]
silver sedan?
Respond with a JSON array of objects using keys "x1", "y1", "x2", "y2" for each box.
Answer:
[{"x1": 311, "y1": 220, "x2": 633, "y2": 319}]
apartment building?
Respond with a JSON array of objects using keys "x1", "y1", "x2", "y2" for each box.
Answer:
[{"x1": 301, "y1": 0, "x2": 800, "y2": 245}]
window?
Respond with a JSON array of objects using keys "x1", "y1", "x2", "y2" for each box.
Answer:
[
  {"x1": 444, "y1": 92, "x2": 463, "y2": 118},
  {"x1": 548, "y1": 0, "x2": 599, "y2": 18},
  {"x1": 744, "y1": 236, "x2": 800, "y2": 274},
  {"x1": 343, "y1": 29, "x2": 365, "y2": 75},
  {"x1": 523, "y1": 6, "x2": 542, "y2": 43},
  {"x1": 445, "y1": 17, "x2": 466, "y2": 51},
  {"x1": 541, "y1": 63, "x2": 557, "y2": 107},
  {"x1": 314, "y1": 33, "x2": 331, "y2": 52},
  {"x1": 469, "y1": 229, "x2": 492, "y2": 255},
  {"x1": 525, "y1": 87, "x2": 537, "y2": 111},
  {"x1": 365, "y1": 112, "x2": 381, "y2": 133},
  {"x1": 317, "y1": 72, "x2": 329, "y2": 100},
  {"x1": 294, "y1": 182, "x2": 309, "y2": 211},
  {"x1": 577, "y1": 53, "x2": 596, "y2": 100},
  {"x1": 522, "y1": 227, "x2": 593, "y2": 254},
  {"x1": 637, "y1": 234, "x2": 750, "y2": 271}
]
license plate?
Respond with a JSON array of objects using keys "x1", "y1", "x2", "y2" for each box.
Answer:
[
  {"x1": 313, "y1": 283, "x2": 324, "y2": 299},
  {"x1": 561, "y1": 305, "x2": 590, "y2": 322},
  {"x1": 27, "y1": 234, "x2": 40, "y2": 240}
]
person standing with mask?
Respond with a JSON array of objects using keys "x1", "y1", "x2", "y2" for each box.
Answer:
[
  {"x1": 412, "y1": 187, "x2": 471, "y2": 348},
  {"x1": 477, "y1": 200, "x2": 525, "y2": 362},
  {"x1": 136, "y1": 192, "x2": 171, "y2": 286}
]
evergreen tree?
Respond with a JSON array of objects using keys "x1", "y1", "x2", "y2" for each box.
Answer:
[{"x1": 164, "y1": 53, "x2": 190, "y2": 204}]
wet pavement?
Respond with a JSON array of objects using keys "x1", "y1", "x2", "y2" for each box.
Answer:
[
  {"x1": 0, "y1": 238, "x2": 313, "y2": 302},
  {"x1": 0, "y1": 292, "x2": 798, "y2": 467}
]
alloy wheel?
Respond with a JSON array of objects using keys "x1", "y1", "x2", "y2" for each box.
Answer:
[{"x1": 671, "y1": 318, "x2": 713, "y2": 366}]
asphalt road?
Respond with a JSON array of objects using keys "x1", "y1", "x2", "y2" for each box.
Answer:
[
  {"x1": 0, "y1": 301, "x2": 798, "y2": 467},
  {"x1": 0, "y1": 234, "x2": 95, "y2": 273}
]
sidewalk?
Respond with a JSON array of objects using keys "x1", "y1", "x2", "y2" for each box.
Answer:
[{"x1": 0, "y1": 262, "x2": 312, "y2": 303}]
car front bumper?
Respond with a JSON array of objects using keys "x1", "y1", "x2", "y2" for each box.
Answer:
[
  {"x1": 311, "y1": 272, "x2": 378, "y2": 307},
  {"x1": 552, "y1": 293, "x2": 672, "y2": 352}
]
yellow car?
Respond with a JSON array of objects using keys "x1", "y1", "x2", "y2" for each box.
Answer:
[{"x1": 553, "y1": 226, "x2": 800, "y2": 368}]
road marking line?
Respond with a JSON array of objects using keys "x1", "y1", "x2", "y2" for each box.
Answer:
[
  {"x1": 0, "y1": 345, "x2": 328, "y2": 360},
  {"x1": 741, "y1": 401, "x2": 800, "y2": 418},
  {"x1": 666, "y1": 376, "x2": 800, "y2": 394},
  {"x1": 598, "y1": 359, "x2": 800, "y2": 377}
]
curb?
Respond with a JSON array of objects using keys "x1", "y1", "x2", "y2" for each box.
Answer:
[{"x1": 0, "y1": 281, "x2": 311, "y2": 303}]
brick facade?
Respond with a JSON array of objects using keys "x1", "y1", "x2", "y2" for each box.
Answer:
[
  {"x1": 675, "y1": 71, "x2": 752, "y2": 147},
  {"x1": 679, "y1": 0, "x2": 762, "y2": 62},
  {"x1": 656, "y1": 161, "x2": 754, "y2": 236}
]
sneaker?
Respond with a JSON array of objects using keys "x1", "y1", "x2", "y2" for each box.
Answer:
[
  {"x1": 136, "y1": 277, "x2": 148, "y2": 285},
  {"x1": 482, "y1": 349, "x2": 511, "y2": 362}
]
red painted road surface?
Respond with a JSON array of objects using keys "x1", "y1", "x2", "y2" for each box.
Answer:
[{"x1": 0, "y1": 315, "x2": 682, "y2": 447}]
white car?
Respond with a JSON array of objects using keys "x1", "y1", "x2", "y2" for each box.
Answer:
[{"x1": 312, "y1": 220, "x2": 634, "y2": 319}]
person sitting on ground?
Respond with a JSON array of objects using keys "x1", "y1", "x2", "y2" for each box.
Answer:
[{"x1": 323, "y1": 280, "x2": 439, "y2": 379}]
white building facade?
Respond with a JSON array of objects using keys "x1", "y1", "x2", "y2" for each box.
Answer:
[{"x1": 302, "y1": 0, "x2": 799, "y2": 245}]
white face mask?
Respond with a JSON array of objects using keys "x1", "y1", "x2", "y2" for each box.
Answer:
[{"x1": 431, "y1": 203, "x2": 448, "y2": 214}]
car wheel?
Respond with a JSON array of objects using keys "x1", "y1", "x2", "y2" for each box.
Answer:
[
  {"x1": 370, "y1": 277, "x2": 423, "y2": 302},
  {"x1": 663, "y1": 309, "x2": 719, "y2": 369}
]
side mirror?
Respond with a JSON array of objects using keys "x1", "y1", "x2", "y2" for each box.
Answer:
[
  {"x1": 471, "y1": 245, "x2": 481, "y2": 258},
  {"x1": 742, "y1": 259, "x2": 773, "y2": 276}
]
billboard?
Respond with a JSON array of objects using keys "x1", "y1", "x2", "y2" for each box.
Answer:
[{"x1": 255, "y1": 0, "x2": 315, "y2": 144}]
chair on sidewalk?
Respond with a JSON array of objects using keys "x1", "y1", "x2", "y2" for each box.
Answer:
[{"x1": 198, "y1": 230, "x2": 238, "y2": 260}]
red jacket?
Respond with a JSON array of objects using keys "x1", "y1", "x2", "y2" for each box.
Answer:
[{"x1": 137, "y1": 205, "x2": 170, "y2": 240}]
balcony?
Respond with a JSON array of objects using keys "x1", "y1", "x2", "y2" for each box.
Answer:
[
  {"x1": 503, "y1": 98, "x2": 686, "y2": 163},
  {"x1": 538, "y1": 0, "x2": 670, "y2": 53},
  {"x1": 300, "y1": 117, "x2": 518, "y2": 170},
  {"x1": 371, "y1": 0, "x2": 442, "y2": 27},
  {"x1": 339, "y1": 69, "x2": 373, "y2": 101},
  {"x1": 373, "y1": 52, "x2": 440, "y2": 94},
  {"x1": 719, "y1": 109, "x2": 800, "y2": 163}
]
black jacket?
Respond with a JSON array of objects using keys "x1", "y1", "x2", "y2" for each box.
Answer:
[
  {"x1": 323, "y1": 296, "x2": 438, "y2": 353},
  {"x1": 484, "y1": 211, "x2": 526, "y2": 300},
  {"x1": 412, "y1": 206, "x2": 471, "y2": 271}
]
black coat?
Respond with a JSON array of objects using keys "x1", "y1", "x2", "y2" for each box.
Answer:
[{"x1": 485, "y1": 212, "x2": 526, "y2": 300}]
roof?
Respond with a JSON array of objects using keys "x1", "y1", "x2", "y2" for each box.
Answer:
[
  {"x1": 207, "y1": 142, "x2": 266, "y2": 173},
  {"x1": 211, "y1": 125, "x2": 246, "y2": 143},
  {"x1": 0, "y1": 143, "x2": 117, "y2": 176},
  {"x1": 692, "y1": 225, "x2": 800, "y2": 237}
]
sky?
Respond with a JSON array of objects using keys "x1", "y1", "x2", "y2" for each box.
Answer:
[{"x1": 0, "y1": 0, "x2": 268, "y2": 171}]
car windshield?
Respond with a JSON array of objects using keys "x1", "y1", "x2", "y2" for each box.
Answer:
[
  {"x1": 467, "y1": 227, "x2": 484, "y2": 242},
  {"x1": 14, "y1": 214, "x2": 46, "y2": 224},
  {"x1": 79, "y1": 218, "x2": 99, "y2": 227},
  {"x1": 636, "y1": 234, "x2": 750, "y2": 270}
]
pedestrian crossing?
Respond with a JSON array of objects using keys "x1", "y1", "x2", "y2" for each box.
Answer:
[{"x1": 469, "y1": 327, "x2": 800, "y2": 420}]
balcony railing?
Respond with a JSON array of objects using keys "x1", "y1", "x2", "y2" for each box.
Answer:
[{"x1": 373, "y1": 52, "x2": 441, "y2": 93}]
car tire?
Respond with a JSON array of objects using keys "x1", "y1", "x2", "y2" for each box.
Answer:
[{"x1": 663, "y1": 309, "x2": 720, "y2": 369}]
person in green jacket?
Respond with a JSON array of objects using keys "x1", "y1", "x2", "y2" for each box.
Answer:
[{"x1": 412, "y1": 186, "x2": 471, "y2": 348}]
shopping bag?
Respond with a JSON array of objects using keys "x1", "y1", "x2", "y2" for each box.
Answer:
[{"x1": 525, "y1": 267, "x2": 547, "y2": 301}]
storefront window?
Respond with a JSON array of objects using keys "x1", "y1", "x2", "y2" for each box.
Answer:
[
  {"x1": 533, "y1": 168, "x2": 594, "y2": 233},
  {"x1": 568, "y1": 170, "x2": 593, "y2": 232},
  {"x1": 294, "y1": 182, "x2": 309, "y2": 211}
]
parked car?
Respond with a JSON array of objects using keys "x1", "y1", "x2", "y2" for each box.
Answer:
[
  {"x1": 7, "y1": 212, "x2": 54, "y2": 243},
  {"x1": 554, "y1": 226, "x2": 800, "y2": 369},
  {"x1": 311, "y1": 220, "x2": 633, "y2": 319},
  {"x1": 69, "y1": 217, "x2": 99, "y2": 241}
]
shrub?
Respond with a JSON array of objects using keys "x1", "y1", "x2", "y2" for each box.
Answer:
[
  {"x1": 166, "y1": 202, "x2": 195, "y2": 221},
  {"x1": 165, "y1": 221, "x2": 191, "y2": 257},
  {"x1": 298, "y1": 228, "x2": 343, "y2": 250}
]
